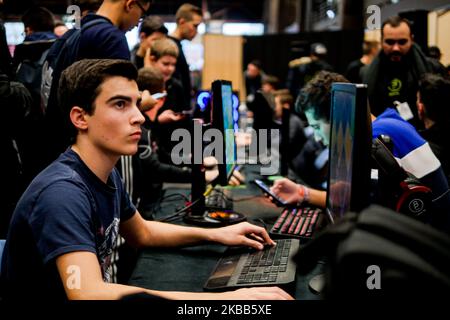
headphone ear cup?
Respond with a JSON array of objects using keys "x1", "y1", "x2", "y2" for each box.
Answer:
[{"x1": 396, "y1": 181, "x2": 432, "y2": 220}]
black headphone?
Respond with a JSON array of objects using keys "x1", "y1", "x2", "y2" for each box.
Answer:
[{"x1": 371, "y1": 137, "x2": 432, "y2": 221}]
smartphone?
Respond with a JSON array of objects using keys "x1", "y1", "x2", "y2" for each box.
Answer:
[
  {"x1": 151, "y1": 92, "x2": 167, "y2": 100},
  {"x1": 181, "y1": 109, "x2": 194, "y2": 115},
  {"x1": 253, "y1": 179, "x2": 289, "y2": 207}
]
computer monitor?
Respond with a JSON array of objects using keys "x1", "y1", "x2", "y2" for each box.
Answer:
[
  {"x1": 280, "y1": 105, "x2": 290, "y2": 176},
  {"x1": 211, "y1": 80, "x2": 237, "y2": 186},
  {"x1": 326, "y1": 83, "x2": 372, "y2": 224}
]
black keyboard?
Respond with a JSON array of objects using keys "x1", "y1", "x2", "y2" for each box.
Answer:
[
  {"x1": 204, "y1": 239, "x2": 299, "y2": 291},
  {"x1": 270, "y1": 207, "x2": 324, "y2": 239},
  {"x1": 205, "y1": 189, "x2": 233, "y2": 211}
]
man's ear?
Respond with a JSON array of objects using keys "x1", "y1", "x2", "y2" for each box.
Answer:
[
  {"x1": 139, "y1": 32, "x2": 147, "y2": 42},
  {"x1": 417, "y1": 100, "x2": 426, "y2": 120},
  {"x1": 124, "y1": 0, "x2": 134, "y2": 13},
  {"x1": 70, "y1": 106, "x2": 89, "y2": 130}
]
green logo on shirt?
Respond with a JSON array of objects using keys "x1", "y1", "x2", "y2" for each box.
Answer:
[{"x1": 388, "y1": 78, "x2": 402, "y2": 97}]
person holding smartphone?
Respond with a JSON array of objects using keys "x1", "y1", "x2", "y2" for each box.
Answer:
[{"x1": 145, "y1": 38, "x2": 191, "y2": 164}]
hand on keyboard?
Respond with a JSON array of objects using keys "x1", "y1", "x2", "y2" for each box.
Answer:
[{"x1": 210, "y1": 222, "x2": 276, "y2": 250}]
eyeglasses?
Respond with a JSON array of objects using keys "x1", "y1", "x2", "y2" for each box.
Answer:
[
  {"x1": 134, "y1": 1, "x2": 149, "y2": 20},
  {"x1": 384, "y1": 39, "x2": 408, "y2": 46}
]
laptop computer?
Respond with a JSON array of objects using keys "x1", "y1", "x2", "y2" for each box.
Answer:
[{"x1": 204, "y1": 83, "x2": 372, "y2": 291}]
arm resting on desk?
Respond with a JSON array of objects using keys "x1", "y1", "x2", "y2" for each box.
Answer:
[
  {"x1": 120, "y1": 211, "x2": 275, "y2": 250},
  {"x1": 56, "y1": 230, "x2": 293, "y2": 300}
]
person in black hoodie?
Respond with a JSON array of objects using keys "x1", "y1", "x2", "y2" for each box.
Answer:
[
  {"x1": 168, "y1": 3, "x2": 203, "y2": 109},
  {"x1": 417, "y1": 73, "x2": 450, "y2": 182}
]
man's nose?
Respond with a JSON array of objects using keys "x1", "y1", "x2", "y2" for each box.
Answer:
[{"x1": 392, "y1": 43, "x2": 401, "y2": 51}]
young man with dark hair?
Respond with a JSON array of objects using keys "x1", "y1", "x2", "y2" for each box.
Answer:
[
  {"x1": 169, "y1": 3, "x2": 203, "y2": 108},
  {"x1": 1, "y1": 59, "x2": 291, "y2": 301},
  {"x1": 417, "y1": 73, "x2": 450, "y2": 180}
]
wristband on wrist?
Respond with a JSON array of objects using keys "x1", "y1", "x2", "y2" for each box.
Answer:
[{"x1": 297, "y1": 184, "x2": 310, "y2": 206}]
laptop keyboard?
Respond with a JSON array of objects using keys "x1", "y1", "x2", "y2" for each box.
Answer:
[
  {"x1": 270, "y1": 207, "x2": 323, "y2": 239},
  {"x1": 204, "y1": 239, "x2": 299, "y2": 290}
]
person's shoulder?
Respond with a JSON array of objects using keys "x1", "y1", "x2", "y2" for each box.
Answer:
[
  {"x1": 80, "y1": 16, "x2": 129, "y2": 59},
  {"x1": 86, "y1": 22, "x2": 121, "y2": 39},
  {"x1": 81, "y1": 15, "x2": 123, "y2": 42},
  {"x1": 168, "y1": 35, "x2": 182, "y2": 46},
  {"x1": 347, "y1": 59, "x2": 363, "y2": 69},
  {"x1": 30, "y1": 158, "x2": 85, "y2": 193}
]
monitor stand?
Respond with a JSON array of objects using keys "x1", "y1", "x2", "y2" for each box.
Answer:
[
  {"x1": 183, "y1": 161, "x2": 246, "y2": 227},
  {"x1": 308, "y1": 273, "x2": 326, "y2": 295}
]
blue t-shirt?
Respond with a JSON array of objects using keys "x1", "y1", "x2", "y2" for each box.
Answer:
[
  {"x1": 1, "y1": 148, "x2": 136, "y2": 300},
  {"x1": 78, "y1": 14, "x2": 130, "y2": 60}
]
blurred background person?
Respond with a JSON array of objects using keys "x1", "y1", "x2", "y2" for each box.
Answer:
[
  {"x1": 130, "y1": 15, "x2": 167, "y2": 70},
  {"x1": 345, "y1": 40, "x2": 379, "y2": 83}
]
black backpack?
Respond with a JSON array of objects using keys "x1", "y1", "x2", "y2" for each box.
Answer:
[
  {"x1": 295, "y1": 205, "x2": 450, "y2": 299},
  {"x1": 14, "y1": 39, "x2": 56, "y2": 104},
  {"x1": 41, "y1": 18, "x2": 107, "y2": 112}
]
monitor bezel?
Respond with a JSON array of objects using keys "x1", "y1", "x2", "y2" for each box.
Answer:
[
  {"x1": 211, "y1": 80, "x2": 237, "y2": 186},
  {"x1": 326, "y1": 83, "x2": 372, "y2": 224}
]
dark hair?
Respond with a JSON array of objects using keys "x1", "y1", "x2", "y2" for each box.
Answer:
[
  {"x1": 295, "y1": 71, "x2": 349, "y2": 122},
  {"x1": 58, "y1": 59, "x2": 138, "y2": 139},
  {"x1": 54, "y1": 20, "x2": 66, "y2": 28},
  {"x1": 274, "y1": 89, "x2": 293, "y2": 106},
  {"x1": 175, "y1": 3, "x2": 203, "y2": 23},
  {"x1": 427, "y1": 46, "x2": 442, "y2": 60},
  {"x1": 418, "y1": 73, "x2": 450, "y2": 124},
  {"x1": 137, "y1": 66, "x2": 165, "y2": 94},
  {"x1": 139, "y1": 15, "x2": 168, "y2": 36},
  {"x1": 262, "y1": 74, "x2": 280, "y2": 89},
  {"x1": 21, "y1": 6, "x2": 55, "y2": 33},
  {"x1": 381, "y1": 16, "x2": 413, "y2": 38},
  {"x1": 248, "y1": 59, "x2": 262, "y2": 69}
]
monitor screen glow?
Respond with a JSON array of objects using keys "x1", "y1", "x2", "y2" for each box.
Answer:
[
  {"x1": 221, "y1": 83, "x2": 236, "y2": 178},
  {"x1": 328, "y1": 88, "x2": 355, "y2": 220},
  {"x1": 326, "y1": 83, "x2": 371, "y2": 223}
]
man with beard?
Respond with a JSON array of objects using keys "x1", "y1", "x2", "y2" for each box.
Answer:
[{"x1": 362, "y1": 16, "x2": 444, "y2": 129}]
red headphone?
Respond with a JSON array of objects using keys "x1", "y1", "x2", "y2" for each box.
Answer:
[{"x1": 372, "y1": 137, "x2": 432, "y2": 221}]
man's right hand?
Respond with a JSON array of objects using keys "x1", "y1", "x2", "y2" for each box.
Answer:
[{"x1": 157, "y1": 110, "x2": 186, "y2": 124}]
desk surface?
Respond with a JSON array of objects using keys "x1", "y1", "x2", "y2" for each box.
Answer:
[{"x1": 128, "y1": 165, "x2": 324, "y2": 300}]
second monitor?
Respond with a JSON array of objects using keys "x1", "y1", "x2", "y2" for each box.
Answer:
[{"x1": 211, "y1": 80, "x2": 238, "y2": 186}]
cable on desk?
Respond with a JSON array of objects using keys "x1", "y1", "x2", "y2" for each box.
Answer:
[
  {"x1": 232, "y1": 195, "x2": 261, "y2": 202},
  {"x1": 157, "y1": 198, "x2": 202, "y2": 222},
  {"x1": 160, "y1": 193, "x2": 189, "y2": 203}
]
